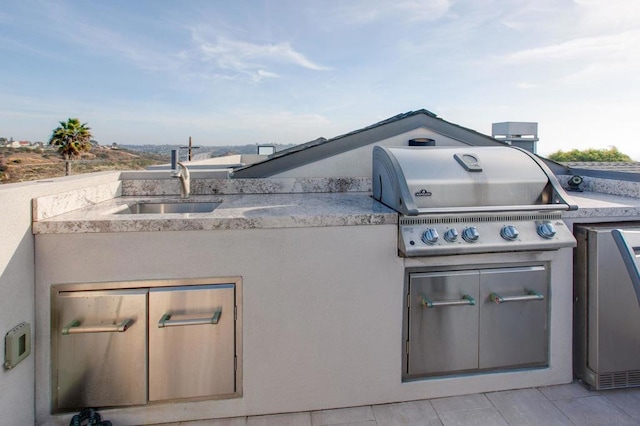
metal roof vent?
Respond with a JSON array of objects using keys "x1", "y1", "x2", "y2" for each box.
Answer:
[
  {"x1": 257, "y1": 145, "x2": 276, "y2": 156},
  {"x1": 492, "y1": 122, "x2": 539, "y2": 154},
  {"x1": 408, "y1": 138, "x2": 435, "y2": 147}
]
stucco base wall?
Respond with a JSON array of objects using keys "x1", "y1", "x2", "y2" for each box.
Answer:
[
  {"x1": 0, "y1": 172, "x2": 121, "y2": 426},
  {"x1": 35, "y1": 226, "x2": 572, "y2": 425}
]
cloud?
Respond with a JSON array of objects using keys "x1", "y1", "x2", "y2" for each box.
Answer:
[
  {"x1": 499, "y1": 28, "x2": 640, "y2": 86},
  {"x1": 493, "y1": 1, "x2": 640, "y2": 89},
  {"x1": 515, "y1": 82, "x2": 539, "y2": 89},
  {"x1": 337, "y1": 0, "x2": 452, "y2": 24},
  {"x1": 574, "y1": 0, "x2": 640, "y2": 33},
  {"x1": 31, "y1": 5, "x2": 330, "y2": 85},
  {"x1": 196, "y1": 36, "x2": 330, "y2": 71},
  {"x1": 504, "y1": 30, "x2": 640, "y2": 63},
  {"x1": 187, "y1": 34, "x2": 330, "y2": 83},
  {"x1": 0, "y1": 35, "x2": 61, "y2": 61},
  {"x1": 20, "y1": 4, "x2": 183, "y2": 74},
  {"x1": 500, "y1": 1, "x2": 573, "y2": 32},
  {"x1": 256, "y1": 69, "x2": 279, "y2": 80}
]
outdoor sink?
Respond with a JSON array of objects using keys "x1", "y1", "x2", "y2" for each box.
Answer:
[{"x1": 114, "y1": 201, "x2": 221, "y2": 215}]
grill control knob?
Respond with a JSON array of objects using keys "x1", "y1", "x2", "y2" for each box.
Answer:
[
  {"x1": 421, "y1": 228, "x2": 439, "y2": 245},
  {"x1": 537, "y1": 222, "x2": 557, "y2": 239},
  {"x1": 462, "y1": 226, "x2": 479, "y2": 243},
  {"x1": 444, "y1": 228, "x2": 459, "y2": 242},
  {"x1": 500, "y1": 225, "x2": 519, "y2": 241}
]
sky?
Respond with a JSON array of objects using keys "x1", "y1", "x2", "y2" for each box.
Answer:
[{"x1": 1, "y1": 0, "x2": 639, "y2": 158}]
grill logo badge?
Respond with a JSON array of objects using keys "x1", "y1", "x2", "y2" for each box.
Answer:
[{"x1": 414, "y1": 189, "x2": 432, "y2": 197}]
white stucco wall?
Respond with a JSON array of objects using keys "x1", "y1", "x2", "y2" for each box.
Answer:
[
  {"x1": 35, "y1": 225, "x2": 403, "y2": 425},
  {"x1": 35, "y1": 225, "x2": 573, "y2": 425},
  {"x1": 0, "y1": 172, "x2": 121, "y2": 426},
  {"x1": 273, "y1": 129, "x2": 468, "y2": 178}
]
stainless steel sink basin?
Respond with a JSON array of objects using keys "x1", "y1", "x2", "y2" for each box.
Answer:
[{"x1": 114, "y1": 201, "x2": 220, "y2": 215}]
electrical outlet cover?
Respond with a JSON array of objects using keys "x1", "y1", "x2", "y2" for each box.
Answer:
[{"x1": 4, "y1": 322, "x2": 31, "y2": 370}]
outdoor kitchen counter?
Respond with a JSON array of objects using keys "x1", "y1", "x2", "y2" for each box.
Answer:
[
  {"x1": 563, "y1": 190, "x2": 640, "y2": 220},
  {"x1": 32, "y1": 189, "x2": 640, "y2": 235},
  {"x1": 32, "y1": 192, "x2": 398, "y2": 234}
]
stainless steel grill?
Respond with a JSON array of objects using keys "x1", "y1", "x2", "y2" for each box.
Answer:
[
  {"x1": 372, "y1": 145, "x2": 577, "y2": 381},
  {"x1": 372, "y1": 146, "x2": 577, "y2": 256}
]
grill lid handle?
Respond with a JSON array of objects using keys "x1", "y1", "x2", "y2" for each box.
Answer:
[{"x1": 454, "y1": 153, "x2": 483, "y2": 172}]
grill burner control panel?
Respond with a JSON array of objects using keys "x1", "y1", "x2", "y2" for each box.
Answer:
[{"x1": 399, "y1": 215, "x2": 576, "y2": 257}]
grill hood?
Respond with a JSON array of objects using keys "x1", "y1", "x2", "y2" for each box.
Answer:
[{"x1": 372, "y1": 146, "x2": 576, "y2": 216}]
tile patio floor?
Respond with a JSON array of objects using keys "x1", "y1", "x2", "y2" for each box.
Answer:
[{"x1": 153, "y1": 382, "x2": 640, "y2": 426}]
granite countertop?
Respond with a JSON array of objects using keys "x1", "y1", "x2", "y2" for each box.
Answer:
[
  {"x1": 32, "y1": 193, "x2": 398, "y2": 234},
  {"x1": 563, "y1": 191, "x2": 640, "y2": 219},
  {"x1": 30, "y1": 174, "x2": 640, "y2": 235}
]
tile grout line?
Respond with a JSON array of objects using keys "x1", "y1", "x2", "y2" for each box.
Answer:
[
  {"x1": 541, "y1": 389, "x2": 586, "y2": 426},
  {"x1": 169, "y1": 384, "x2": 640, "y2": 426},
  {"x1": 430, "y1": 399, "x2": 447, "y2": 426},
  {"x1": 600, "y1": 392, "x2": 640, "y2": 422},
  {"x1": 481, "y1": 392, "x2": 517, "y2": 426}
]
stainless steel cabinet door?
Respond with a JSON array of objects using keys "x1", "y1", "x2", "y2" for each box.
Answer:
[
  {"x1": 589, "y1": 228, "x2": 640, "y2": 374},
  {"x1": 479, "y1": 266, "x2": 548, "y2": 369},
  {"x1": 54, "y1": 289, "x2": 147, "y2": 410},
  {"x1": 407, "y1": 271, "x2": 480, "y2": 377},
  {"x1": 148, "y1": 284, "x2": 236, "y2": 401}
]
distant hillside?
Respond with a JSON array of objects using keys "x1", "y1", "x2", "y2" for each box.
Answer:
[
  {"x1": 0, "y1": 143, "x2": 298, "y2": 184},
  {"x1": 0, "y1": 146, "x2": 168, "y2": 184}
]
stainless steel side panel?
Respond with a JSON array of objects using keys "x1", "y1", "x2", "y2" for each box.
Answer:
[
  {"x1": 54, "y1": 289, "x2": 147, "y2": 410},
  {"x1": 479, "y1": 266, "x2": 548, "y2": 369},
  {"x1": 588, "y1": 227, "x2": 640, "y2": 374},
  {"x1": 407, "y1": 271, "x2": 480, "y2": 377},
  {"x1": 148, "y1": 284, "x2": 236, "y2": 401},
  {"x1": 573, "y1": 225, "x2": 640, "y2": 389}
]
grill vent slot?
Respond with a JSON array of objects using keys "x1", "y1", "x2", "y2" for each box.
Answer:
[
  {"x1": 400, "y1": 213, "x2": 561, "y2": 226},
  {"x1": 597, "y1": 371, "x2": 640, "y2": 389}
]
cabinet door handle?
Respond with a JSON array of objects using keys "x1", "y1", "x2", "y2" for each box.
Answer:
[
  {"x1": 611, "y1": 229, "x2": 640, "y2": 307},
  {"x1": 489, "y1": 290, "x2": 544, "y2": 304},
  {"x1": 158, "y1": 311, "x2": 221, "y2": 328},
  {"x1": 62, "y1": 318, "x2": 134, "y2": 335},
  {"x1": 419, "y1": 294, "x2": 475, "y2": 308}
]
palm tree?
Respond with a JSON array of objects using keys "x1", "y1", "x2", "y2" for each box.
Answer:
[{"x1": 48, "y1": 118, "x2": 93, "y2": 176}]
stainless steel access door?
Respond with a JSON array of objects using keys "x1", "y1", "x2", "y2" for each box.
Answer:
[
  {"x1": 479, "y1": 266, "x2": 548, "y2": 369},
  {"x1": 574, "y1": 226, "x2": 640, "y2": 386},
  {"x1": 148, "y1": 284, "x2": 236, "y2": 401},
  {"x1": 405, "y1": 264, "x2": 548, "y2": 380},
  {"x1": 407, "y1": 270, "x2": 480, "y2": 377},
  {"x1": 54, "y1": 289, "x2": 147, "y2": 410}
]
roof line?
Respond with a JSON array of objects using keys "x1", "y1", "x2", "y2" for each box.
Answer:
[
  {"x1": 231, "y1": 109, "x2": 503, "y2": 178},
  {"x1": 568, "y1": 167, "x2": 640, "y2": 182}
]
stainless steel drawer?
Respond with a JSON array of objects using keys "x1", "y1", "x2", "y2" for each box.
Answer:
[
  {"x1": 148, "y1": 284, "x2": 236, "y2": 401},
  {"x1": 53, "y1": 289, "x2": 147, "y2": 410}
]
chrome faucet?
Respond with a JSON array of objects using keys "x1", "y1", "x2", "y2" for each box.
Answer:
[{"x1": 172, "y1": 161, "x2": 190, "y2": 198}]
